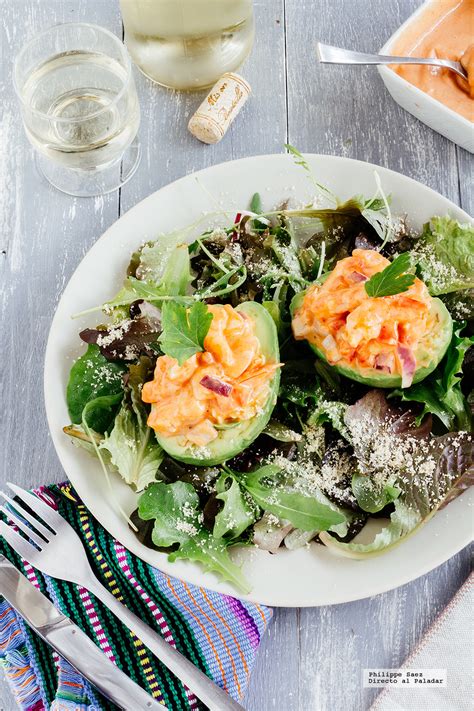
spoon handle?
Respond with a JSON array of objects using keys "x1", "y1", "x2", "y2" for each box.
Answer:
[{"x1": 316, "y1": 43, "x2": 466, "y2": 79}]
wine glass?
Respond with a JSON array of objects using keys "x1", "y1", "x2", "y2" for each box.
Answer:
[{"x1": 14, "y1": 23, "x2": 141, "y2": 197}]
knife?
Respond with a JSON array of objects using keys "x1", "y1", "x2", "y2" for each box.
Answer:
[{"x1": 0, "y1": 555, "x2": 165, "y2": 710}]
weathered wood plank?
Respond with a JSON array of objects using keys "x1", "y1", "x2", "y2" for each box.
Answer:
[{"x1": 456, "y1": 146, "x2": 474, "y2": 216}]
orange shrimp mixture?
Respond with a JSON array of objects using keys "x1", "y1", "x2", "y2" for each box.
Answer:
[
  {"x1": 142, "y1": 304, "x2": 279, "y2": 447},
  {"x1": 292, "y1": 249, "x2": 435, "y2": 377}
]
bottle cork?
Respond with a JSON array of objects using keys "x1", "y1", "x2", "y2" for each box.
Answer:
[{"x1": 188, "y1": 73, "x2": 251, "y2": 145}]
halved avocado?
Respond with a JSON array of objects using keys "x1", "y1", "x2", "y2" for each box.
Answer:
[
  {"x1": 290, "y1": 289, "x2": 453, "y2": 389},
  {"x1": 155, "y1": 301, "x2": 280, "y2": 465}
]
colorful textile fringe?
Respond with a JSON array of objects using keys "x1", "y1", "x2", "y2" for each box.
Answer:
[{"x1": 0, "y1": 483, "x2": 272, "y2": 710}]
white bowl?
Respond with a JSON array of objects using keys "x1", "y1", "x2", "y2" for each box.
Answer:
[{"x1": 378, "y1": 0, "x2": 473, "y2": 153}]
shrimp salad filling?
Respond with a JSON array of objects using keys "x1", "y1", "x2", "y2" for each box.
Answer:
[{"x1": 64, "y1": 168, "x2": 473, "y2": 592}]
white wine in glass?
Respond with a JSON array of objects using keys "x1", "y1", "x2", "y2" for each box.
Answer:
[{"x1": 14, "y1": 24, "x2": 141, "y2": 197}]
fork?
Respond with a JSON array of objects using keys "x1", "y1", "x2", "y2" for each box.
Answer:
[
  {"x1": 0, "y1": 483, "x2": 245, "y2": 711},
  {"x1": 316, "y1": 42, "x2": 468, "y2": 80}
]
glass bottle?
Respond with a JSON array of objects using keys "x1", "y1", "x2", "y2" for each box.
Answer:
[{"x1": 120, "y1": 0, "x2": 255, "y2": 90}]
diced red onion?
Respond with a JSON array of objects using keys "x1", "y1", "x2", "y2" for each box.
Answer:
[
  {"x1": 397, "y1": 344, "x2": 416, "y2": 388},
  {"x1": 374, "y1": 352, "x2": 393, "y2": 373},
  {"x1": 200, "y1": 375, "x2": 232, "y2": 397},
  {"x1": 350, "y1": 271, "x2": 368, "y2": 283}
]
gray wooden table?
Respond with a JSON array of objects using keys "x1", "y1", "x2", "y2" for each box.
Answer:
[{"x1": 0, "y1": 1, "x2": 472, "y2": 710}]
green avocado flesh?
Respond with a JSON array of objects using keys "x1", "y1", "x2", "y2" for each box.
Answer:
[
  {"x1": 154, "y1": 302, "x2": 280, "y2": 465},
  {"x1": 290, "y1": 290, "x2": 453, "y2": 389}
]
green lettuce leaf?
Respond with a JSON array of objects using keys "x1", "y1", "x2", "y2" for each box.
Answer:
[
  {"x1": 101, "y1": 239, "x2": 193, "y2": 314},
  {"x1": 241, "y1": 464, "x2": 347, "y2": 531},
  {"x1": 391, "y1": 323, "x2": 473, "y2": 431},
  {"x1": 320, "y1": 393, "x2": 473, "y2": 557},
  {"x1": 99, "y1": 358, "x2": 163, "y2": 491},
  {"x1": 136, "y1": 235, "x2": 192, "y2": 291},
  {"x1": 138, "y1": 481, "x2": 250, "y2": 592},
  {"x1": 213, "y1": 473, "x2": 257, "y2": 540},
  {"x1": 308, "y1": 399, "x2": 350, "y2": 441},
  {"x1": 414, "y1": 217, "x2": 474, "y2": 295}
]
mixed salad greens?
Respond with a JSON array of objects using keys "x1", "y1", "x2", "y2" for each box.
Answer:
[{"x1": 64, "y1": 152, "x2": 473, "y2": 592}]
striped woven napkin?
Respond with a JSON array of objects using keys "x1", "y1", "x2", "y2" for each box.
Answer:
[{"x1": 0, "y1": 482, "x2": 272, "y2": 711}]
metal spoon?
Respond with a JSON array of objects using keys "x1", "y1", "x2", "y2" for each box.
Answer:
[{"x1": 317, "y1": 42, "x2": 468, "y2": 80}]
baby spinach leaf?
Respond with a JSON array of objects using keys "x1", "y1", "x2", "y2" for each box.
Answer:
[
  {"x1": 241, "y1": 465, "x2": 347, "y2": 531},
  {"x1": 364, "y1": 253, "x2": 415, "y2": 298},
  {"x1": 81, "y1": 392, "x2": 123, "y2": 435},
  {"x1": 159, "y1": 301, "x2": 213, "y2": 365},
  {"x1": 351, "y1": 475, "x2": 400, "y2": 514},
  {"x1": 138, "y1": 481, "x2": 250, "y2": 592},
  {"x1": 213, "y1": 473, "x2": 257, "y2": 540},
  {"x1": 66, "y1": 344, "x2": 126, "y2": 428}
]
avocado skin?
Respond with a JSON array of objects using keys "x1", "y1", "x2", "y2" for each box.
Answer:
[
  {"x1": 154, "y1": 301, "x2": 280, "y2": 465},
  {"x1": 290, "y1": 289, "x2": 453, "y2": 389}
]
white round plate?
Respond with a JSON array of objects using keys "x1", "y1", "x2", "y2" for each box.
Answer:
[{"x1": 44, "y1": 154, "x2": 473, "y2": 607}]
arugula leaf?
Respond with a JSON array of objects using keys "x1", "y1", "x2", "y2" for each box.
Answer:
[
  {"x1": 320, "y1": 499, "x2": 420, "y2": 557},
  {"x1": 241, "y1": 465, "x2": 347, "y2": 531},
  {"x1": 99, "y1": 358, "x2": 163, "y2": 491},
  {"x1": 138, "y1": 481, "x2": 250, "y2": 592},
  {"x1": 351, "y1": 475, "x2": 400, "y2": 514},
  {"x1": 414, "y1": 217, "x2": 474, "y2": 295},
  {"x1": 391, "y1": 323, "x2": 473, "y2": 431},
  {"x1": 364, "y1": 253, "x2": 415, "y2": 298},
  {"x1": 249, "y1": 192, "x2": 263, "y2": 214},
  {"x1": 105, "y1": 277, "x2": 193, "y2": 312},
  {"x1": 284, "y1": 144, "x2": 338, "y2": 205},
  {"x1": 213, "y1": 473, "x2": 257, "y2": 540},
  {"x1": 197, "y1": 264, "x2": 248, "y2": 299},
  {"x1": 158, "y1": 301, "x2": 213, "y2": 365},
  {"x1": 263, "y1": 420, "x2": 302, "y2": 442},
  {"x1": 66, "y1": 344, "x2": 126, "y2": 429}
]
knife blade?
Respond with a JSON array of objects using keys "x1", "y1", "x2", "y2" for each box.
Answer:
[{"x1": 0, "y1": 555, "x2": 165, "y2": 710}]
